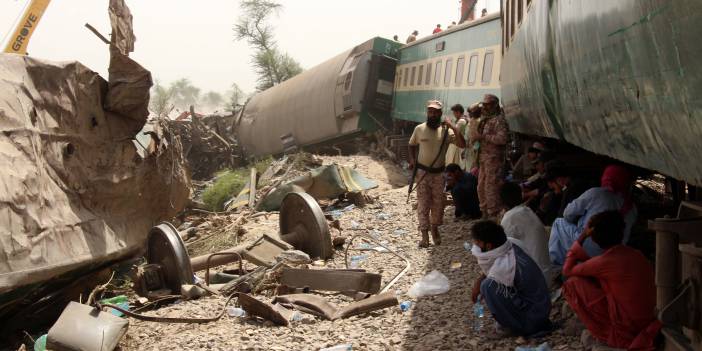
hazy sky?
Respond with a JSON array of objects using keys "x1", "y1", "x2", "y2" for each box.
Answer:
[{"x1": 1, "y1": 0, "x2": 500, "y2": 95}]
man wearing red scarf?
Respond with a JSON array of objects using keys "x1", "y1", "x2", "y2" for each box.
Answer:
[{"x1": 548, "y1": 165, "x2": 638, "y2": 265}]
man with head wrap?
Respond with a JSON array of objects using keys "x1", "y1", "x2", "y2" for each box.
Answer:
[{"x1": 408, "y1": 100, "x2": 466, "y2": 247}]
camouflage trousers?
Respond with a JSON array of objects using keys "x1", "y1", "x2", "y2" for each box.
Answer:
[
  {"x1": 477, "y1": 154, "x2": 505, "y2": 218},
  {"x1": 416, "y1": 170, "x2": 445, "y2": 231}
]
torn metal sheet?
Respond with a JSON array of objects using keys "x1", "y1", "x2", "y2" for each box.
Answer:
[
  {"x1": 280, "y1": 268, "x2": 382, "y2": 294},
  {"x1": 238, "y1": 293, "x2": 291, "y2": 326},
  {"x1": 258, "y1": 164, "x2": 377, "y2": 211},
  {"x1": 273, "y1": 294, "x2": 337, "y2": 320},
  {"x1": 334, "y1": 291, "x2": 398, "y2": 319},
  {"x1": 274, "y1": 292, "x2": 398, "y2": 321},
  {"x1": 0, "y1": 0, "x2": 190, "y2": 320},
  {"x1": 108, "y1": 0, "x2": 136, "y2": 55}
]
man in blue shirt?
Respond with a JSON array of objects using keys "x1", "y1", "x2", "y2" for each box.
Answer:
[{"x1": 445, "y1": 163, "x2": 481, "y2": 220}]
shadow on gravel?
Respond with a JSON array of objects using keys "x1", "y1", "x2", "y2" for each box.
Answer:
[{"x1": 400, "y1": 210, "x2": 480, "y2": 350}]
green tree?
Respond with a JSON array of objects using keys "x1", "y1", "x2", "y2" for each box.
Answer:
[
  {"x1": 149, "y1": 80, "x2": 175, "y2": 118},
  {"x1": 225, "y1": 83, "x2": 246, "y2": 114},
  {"x1": 201, "y1": 91, "x2": 225, "y2": 111},
  {"x1": 235, "y1": 0, "x2": 303, "y2": 91},
  {"x1": 170, "y1": 78, "x2": 201, "y2": 111}
]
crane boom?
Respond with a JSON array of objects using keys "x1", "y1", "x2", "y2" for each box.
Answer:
[{"x1": 3, "y1": 0, "x2": 52, "y2": 55}]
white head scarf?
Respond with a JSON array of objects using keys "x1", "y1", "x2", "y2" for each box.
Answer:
[{"x1": 471, "y1": 240, "x2": 517, "y2": 287}]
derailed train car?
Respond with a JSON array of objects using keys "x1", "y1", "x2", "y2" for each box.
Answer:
[
  {"x1": 236, "y1": 37, "x2": 402, "y2": 157},
  {"x1": 500, "y1": 1, "x2": 702, "y2": 349},
  {"x1": 500, "y1": 0, "x2": 702, "y2": 187}
]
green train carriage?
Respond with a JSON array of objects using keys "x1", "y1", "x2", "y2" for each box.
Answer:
[{"x1": 392, "y1": 13, "x2": 502, "y2": 123}]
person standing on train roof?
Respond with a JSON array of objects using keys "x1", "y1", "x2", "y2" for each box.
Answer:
[
  {"x1": 445, "y1": 104, "x2": 468, "y2": 169},
  {"x1": 448, "y1": 21, "x2": 457, "y2": 29},
  {"x1": 408, "y1": 100, "x2": 466, "y2": 248},
  {"x1": 481, "y1": 8, "x2": 488, "y2": 17},
  {"x1": 466, "y1": 103, "x2": 482, "y2": 173},
  {"x1": 406, "y1": 30, "x2": 418, "y2": 44},
  {"x1": 433, "y1": 24, "x2": 442, "y2": 34},
  {"x1": 562, "y1": 210, "x2": 660, "y2": 350},
  {"x1": 475, "y1": 94, "x2": 509, "y2": 220},
  {"x1": 393, "y1": 35, "x2": 399, "y2": 42}
]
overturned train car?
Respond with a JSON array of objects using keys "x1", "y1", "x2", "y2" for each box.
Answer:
[{"x1": 236, "y1": 37, "x2": 402, "y2": 157}]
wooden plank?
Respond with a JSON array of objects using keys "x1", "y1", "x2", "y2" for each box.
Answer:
[
  {"x1": 248, "y1": 167, "x2": 257, "y2": 208},
  {"x1": 280, "y1": 268, "x2": 382, "y2": 294}
]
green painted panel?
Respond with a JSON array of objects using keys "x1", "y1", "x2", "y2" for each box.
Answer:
[
  {"x1": 501, "y1": 0, "x2": 702, "y2": 185},
  {"x1": 393, "y1": 88, "x2": 500, "y2": 123},
  {"x1": 400, "y1": 16, "x2": 501, "y2": 64},
  {"x1": 371, "y1": 37, "x2": 403, "y2": 59}
]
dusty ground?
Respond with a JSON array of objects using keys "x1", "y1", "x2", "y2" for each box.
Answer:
[{"x1": 121, "y1": 154, "x2": 585, "y2": 350}]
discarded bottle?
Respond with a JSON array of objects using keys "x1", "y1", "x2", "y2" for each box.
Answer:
[
  {"x1": 349, "y1": 254, "x2": 368, "y2": 269},
  {"x1": 463, "y1": 241, "x2": 472, "y2": 252},
  {"x1": 320, "y1": 344, "x2": 352, "y2": 351},
  {"x1": 226, "y1": 307, "x2": 246, "y2": 317},
  {"x1": 393, "y1": 228, "x2": 407, "y2": 236},
  {"x1": 350, "y1": 220, "x2": 361, "y2": 230},
  {"x1": 399, "y1": 301, "x2": 412, "y2": 312},
  {"x1": 472, "y1": 295, "x2": 485, "y2": 332},
  {"x1": 290, "y1": 311, "x2": 304, "y2": 322},
  {"x1": 34, "y1": 334, "x2": 47, "y2": 351},
  {"x1": 99, "y1": 295, "x2": 129, "y2": 317},
  {"x1": 515, "y1": 342, "x2": 551, "y2": 351}
]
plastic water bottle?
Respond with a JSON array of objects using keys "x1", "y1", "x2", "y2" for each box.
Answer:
[
  {"x1": 463, "y1": 241, "x2": 472, "y2": 252},
  {"x1": 515, "y1": 342, "x2": 552, "y2": 351},
  {"x1": 472, "y1": 295, "x2": 485, "y2": 331},
  {"x1": 349, "y1": 254, "x2": 368, "y2": 269},
  {"x1": 320, "y1": 344, "x2": 352, "y2": 351},
  {"x1": 350, "y1": 220, "x2": 361, "y2": 230},
  {"x1": 290, "y1": 311, "x2": 304, "y2": 322},
  {"x1": 399, "y1": 301, "x2": 412, "y2": 312},
  {"x1": 226, "y1": 307, "x2": 246, "y2": 317}
]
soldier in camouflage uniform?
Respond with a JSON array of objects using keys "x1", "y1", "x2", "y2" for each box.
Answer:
[
  {"x1": 409, "y1": 100, "x2": 466, "y2": 247},
  {"x1": 475, "y1": 94, "x2": 509, "y2": 219}
]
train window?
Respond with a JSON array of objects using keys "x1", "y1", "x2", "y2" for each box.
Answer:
[
  {"x1": 482, "y1": 51, "x2": 494, "y2": 84},
  {"x1": 417, "y1": 65, "x2": 424, "y2": 86},
  {"x1": 455, "y1": 56, "x2": 465, "y2": 86},
  {"x1": 467, "y1": 54, "x2": 478, "y2": 85},
  {"x1": 410, "y1": 66, "x2": 417, "y2": 86},
  {"x1": 403, "y1": 67, "x2": 409, "y2": 87},
  {"x1": 396, "y1": 69, "x2": 402, "y2": 89},
  {"x1": 443, "y1": 58, "x2": 453, "y2": 87},
  {"x1": 434, "y1": 61, "x2": 442, "y2": 86},
  {"x1": 425, "y1": 63, "x2": 432, "y2": 85}
]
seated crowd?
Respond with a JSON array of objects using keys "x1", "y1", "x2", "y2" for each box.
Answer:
[{"x1": 431, "y1": 100, "x2": 659, "y2": 349}]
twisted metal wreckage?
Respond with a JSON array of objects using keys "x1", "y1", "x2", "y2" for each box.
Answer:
[{"x1": 0, "y1": 0, "x2": 190, "y2": 324}]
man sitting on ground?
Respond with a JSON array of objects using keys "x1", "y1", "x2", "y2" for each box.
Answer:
[
  {"x1": 563, "y1": 210, "x2": 660, "y2": 350},
  {"x1": 445, "y1": 163, "x2": 480, "y2": 220},
  {"x1": 470, "y1": 220, "x2": 551, "y2": 337},
  {"x1": 500, "y1": 182, "x2": 556, "y2": 287}
]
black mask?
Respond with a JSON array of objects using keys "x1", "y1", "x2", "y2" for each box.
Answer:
[{"x1": 427, "y1": 116, "x2": 441, "y2": 129}]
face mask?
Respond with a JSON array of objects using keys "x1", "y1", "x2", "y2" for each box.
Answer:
[{"x1": 427, "y1": 116, "x2": 441, "y2": 129}]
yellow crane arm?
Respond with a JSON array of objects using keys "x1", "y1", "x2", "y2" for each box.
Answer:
[{"x1": 3, "y1": 0, "x2": 52, "y2": 55}]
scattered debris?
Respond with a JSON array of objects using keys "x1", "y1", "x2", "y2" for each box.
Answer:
[
  {"x1": 408, "y1": 270, "x2": 451, "y2": 298},
  {"x1": 47, "y1": 302, "x2": 129, "y2": 351},
  {"x1": 238, "y1": 293, "x2": 291, "y2": 326},
  {"x1": 280, "y1": 268, "x2": 382, "y2": 294},
  {"x1": 274, "y1": 292, "x2": 398, "y2": 321}
]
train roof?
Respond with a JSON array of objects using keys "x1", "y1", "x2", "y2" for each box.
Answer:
[{"x1": 402, "y1": 12, "x2": 501, "y2": 49}]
